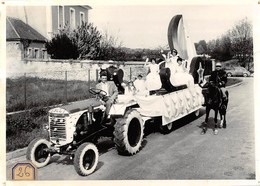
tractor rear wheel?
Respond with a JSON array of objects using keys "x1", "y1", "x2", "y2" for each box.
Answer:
[{"x1": 113, "y1": 109, "x2": 144, "y2": 155}]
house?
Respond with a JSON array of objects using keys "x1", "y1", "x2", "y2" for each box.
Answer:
[
  {"x1": 6, "y1": 5, "x2": 92, "y2": 40},
  {"x1": 6, "y1": 17, "x2": 47, "y2": 59}
]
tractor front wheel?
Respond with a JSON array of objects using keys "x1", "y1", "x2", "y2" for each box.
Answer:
[
  {"x1": 26, "y1": 138, "x2": 51, "y2": 168},
  {"x1": 74, "y1": 142, "x2": 99, "y2": 176}
]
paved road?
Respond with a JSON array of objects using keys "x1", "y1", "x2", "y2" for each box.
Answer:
[{"x1": 6, "y1": 78, "x2": 255, "y2": 180}]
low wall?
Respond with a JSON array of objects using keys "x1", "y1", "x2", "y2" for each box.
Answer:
[{"x1": 6, "y1": 58, "x2": 147, "y2": 82}]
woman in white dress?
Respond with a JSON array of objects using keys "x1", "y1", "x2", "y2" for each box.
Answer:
[{"x1": 144, "y1": 58, "x2": 163, "y2": 91}]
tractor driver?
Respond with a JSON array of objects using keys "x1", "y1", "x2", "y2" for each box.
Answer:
[{"x1": 96, "y1": 70, "x2": 118, "y2": 119}]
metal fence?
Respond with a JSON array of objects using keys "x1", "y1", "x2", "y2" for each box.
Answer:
[{"x1": 6, "y1": 65, "x2": 146, "y2": 113}]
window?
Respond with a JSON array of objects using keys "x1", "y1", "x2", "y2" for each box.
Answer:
[
  {"x1": 34, "y1": 48, "x2": 39, "y2": 59},
  {"x1": 41, "y1": 49, "x2": 48, "y2": 59},
  {"x1": 80, "y1": 12, "x2": 85, "y2": 26},
  {"x1": 58, "y1": 6, "x2": 64, "y2": 29},
  {"x1": 27, "y1": 48, "x2": 32, "y2": 58},
  {"x1": 70, "y1": 8, "x2": 76, "y2": 29}
]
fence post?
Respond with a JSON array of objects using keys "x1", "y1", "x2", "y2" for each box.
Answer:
[
  {"x1": 24, "y1": 73, "x2": 27, "y2": 110},
  {"x1": 88, "y1": 68, "x2": 91, "y2": 90},
  {"x1": 130, "y1": 67, "x2": 132, "y2": 81},
  {"x1": 65, "y1": 71, "x2": 67, "y2": 104},
  {"x1": 96, "y1": 69, "x2": 99, "y2": 82}
]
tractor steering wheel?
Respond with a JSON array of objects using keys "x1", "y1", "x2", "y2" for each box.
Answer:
[{"x1": 89, "y1": 88, "x2": 109, "y2": 101}]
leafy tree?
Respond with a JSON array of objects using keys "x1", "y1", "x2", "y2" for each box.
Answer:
[{"x1": 219, "y1": 35, "x2": 232, "y2": 61}]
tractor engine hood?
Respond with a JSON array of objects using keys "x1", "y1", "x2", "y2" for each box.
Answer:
[{"x1": 49, "y1": 98, "x2": 103, "y2": 114}]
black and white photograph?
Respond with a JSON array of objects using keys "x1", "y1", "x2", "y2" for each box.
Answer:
[{"x1": 2, "y1": 0, "x2": 260, "y2": 185}]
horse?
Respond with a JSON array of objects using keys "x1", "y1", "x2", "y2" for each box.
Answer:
[{"x1": 201, "y1": 81, "x2": 229, "y2": 135}]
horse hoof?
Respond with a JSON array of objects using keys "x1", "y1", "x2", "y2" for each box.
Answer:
[
  {"x1": 201, "y1": 130, "x2": 206, "y2": 135},
  {"x1": 219, "y1": 125, "x2": 222, "y2": 129},
  {"x1": 214, "y1": 129, "x2": 218, "y2": 135},
  {"x1": 223, "y1": 125, "x2": 226, "y2": 128}
]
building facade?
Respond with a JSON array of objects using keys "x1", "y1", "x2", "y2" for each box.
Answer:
[
  {"x1": 6, "y1": 5, "x2": 92, "y2": 39},
  {"x1": 6, "y1": 5, "x2": 92, "y2": 60},
  {"x1": 6, "y1": 17, "x2": 47, "y2": 60}
]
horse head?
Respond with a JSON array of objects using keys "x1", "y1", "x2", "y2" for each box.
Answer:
[{"x1": 206, "y1": 81, "x2": 221, "y2": 106}]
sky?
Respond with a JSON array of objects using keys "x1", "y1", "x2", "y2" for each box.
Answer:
[{"x1": 88, "y1": 4, "x2": 254, "y2": 49}]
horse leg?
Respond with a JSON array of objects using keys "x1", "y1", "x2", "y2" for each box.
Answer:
[
  {"x1": 219, "y1": 112, "x2": 223, "y2": 128},
  {"x1": 201, "y1": 107, "x2": 210, "y2": 134},
  {"x1": 213, "y1": 109, "x2": 218, "y2": 135},
  {"x1": 223, "y1": 113, "x2": 227, "y2": 128}
]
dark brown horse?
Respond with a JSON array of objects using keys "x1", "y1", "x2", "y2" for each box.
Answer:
[{"x1": 201, "y1": 81, "x2": 229, "y2": 135}]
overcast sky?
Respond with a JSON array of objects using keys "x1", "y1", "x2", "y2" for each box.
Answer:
[{"x1": 89, "y1": 4, "x2": 254, "y2": 49}]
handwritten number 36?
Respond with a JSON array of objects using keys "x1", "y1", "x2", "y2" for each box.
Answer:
[{"x1": 17, "y1": 166, "x2": 31, "y2": 177}]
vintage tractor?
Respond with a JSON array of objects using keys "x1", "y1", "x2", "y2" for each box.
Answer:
[{"x1": 26, "y1": 66, "x2": 145, "y2": 176}]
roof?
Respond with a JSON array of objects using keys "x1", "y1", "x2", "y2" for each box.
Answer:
[
  {"x1": 80, "y1": 5, "x2": 92, "y2": 10},
  {"x1": 6, "y1": 17, "x2": 46, "y2": 42}
]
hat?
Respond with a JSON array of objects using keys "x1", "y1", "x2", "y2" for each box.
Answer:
[
  {"x1": 177, "y1": 57, "x2": 182, "y2": 62},
  {"x1": 216, "y1": 62, "x2": 222, "y2": 67},
  {"x1": 100, "y1": 70, "x2": 107, "y2": 77}
]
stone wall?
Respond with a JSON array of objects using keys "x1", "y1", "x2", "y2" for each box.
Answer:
[{"x1": 6, "y1": 58, "x2": 147, "y2": 82}]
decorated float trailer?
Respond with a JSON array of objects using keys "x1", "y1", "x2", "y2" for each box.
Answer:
[{"x1": 26, "y1": 14, "x2": 212, "y2": 176}]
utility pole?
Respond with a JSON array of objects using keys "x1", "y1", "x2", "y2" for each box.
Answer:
[{"x1": 23, "y1": 6, "x2": 28, "y2": 24}]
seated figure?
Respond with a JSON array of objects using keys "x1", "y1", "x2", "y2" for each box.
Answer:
[
  {"x1": 134, "y1": 75, "x2": 149, "y2": 96},
  {"x1": 170, "y1": 57, "x2": 194, "y2": 88},
  {"x1": 163, "y1": 49, "x2": 194, "y2": 88}
]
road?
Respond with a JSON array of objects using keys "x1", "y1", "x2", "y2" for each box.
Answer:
[{"x1": 6, "y1": 78, "x2": 255, "y2": 180}]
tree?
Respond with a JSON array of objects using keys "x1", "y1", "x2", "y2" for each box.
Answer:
[
  {"x1": 96, "y1": 30, "x2": 124, "y2": 61},
  {"x1": 74, "y1": 22, "x2": 102, "y2": 59},
  {"x1": 219, "y1": 34, "x2": 232, "y2": 61},
  {"x1": 228, "y1": 17, "x2": 253, "y2": 68},
  {"x1": 46, "y1": 32, "x2": 79, "y2": 59},
  {"x1": 46, "y1": 22, "x2": 102, "y2": 60}
]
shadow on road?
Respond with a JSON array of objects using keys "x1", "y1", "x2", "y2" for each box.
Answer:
[
  {"x1": 48, "y1": 137, "x2": 115, "y2": 166},
  {"x1": 49, "y1": 108, "x2": 209, "y2": 166}
]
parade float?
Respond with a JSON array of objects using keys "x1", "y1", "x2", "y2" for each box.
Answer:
[{"x1": 26, "y1": 15, "x2": 212, "y2": 176}]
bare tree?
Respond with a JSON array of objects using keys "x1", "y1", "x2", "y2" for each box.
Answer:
[
  {"x1": 97, "y1": 30, "x2": 124, "y2": 60},
  {"x1": 228, "y1": 17, "x2": 253, "y2": 67},
  {"x1": 74, "y1": 22, "x2": 102, "y2": 59}
]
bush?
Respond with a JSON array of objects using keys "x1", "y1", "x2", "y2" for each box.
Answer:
[
  {"x1": 6, "y1": 108, "x2": 48, "y2": 137},
  {"x1": 6, "y1": 107, "x2": 49, "y2": 152},
  {"x1": 46, "y1": 33, "x2": 79, "y2": 59}
]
